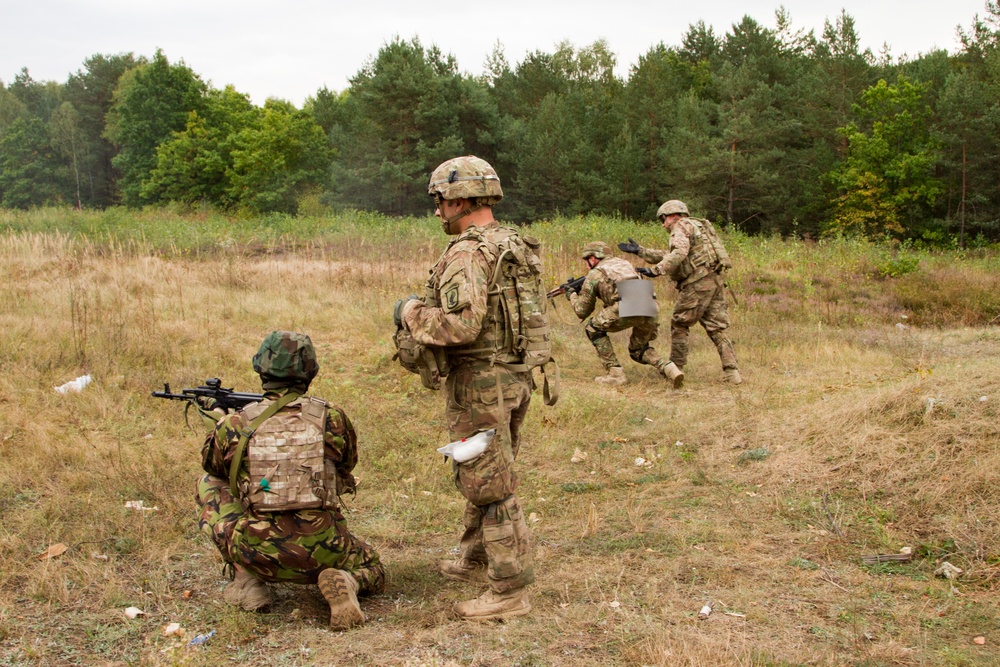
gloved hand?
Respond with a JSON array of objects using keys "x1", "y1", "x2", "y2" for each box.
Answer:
[
  {"x1": 565, "y1": 289, "x2": 574, "y2": 301},
  {"x1": 393, "y1": 295, "x2": 419, "y2": 329},
  {"x1": 636, "y1": 267, "x2": 655, "y2": 277},
  {"x1": 195, "y1": 396, "x2": 219, "y2": 411},
  {"x1": 618, "y1": 238, "x2": 640, "y2": 254}
]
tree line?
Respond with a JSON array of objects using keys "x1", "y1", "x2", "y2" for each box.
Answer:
[{"x1": 3, "y1": 5, "x2": 1000, "y2": 245}]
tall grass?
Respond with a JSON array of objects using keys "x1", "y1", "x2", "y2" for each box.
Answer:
[{"x1": 1, "y1": 208, "x2": 999, "y2": 665}]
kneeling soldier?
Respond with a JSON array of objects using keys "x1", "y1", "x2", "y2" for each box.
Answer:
[
  {"x1": 569, "y1": 241, "x2": 684, "y2": 387},
  {"x1": 195, "y1": 331, "x2": 385, "y2": 630}
]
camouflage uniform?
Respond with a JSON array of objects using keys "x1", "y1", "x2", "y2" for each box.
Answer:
[
  {"x1": 569, "y1": 256, "x2": 667, "y2": 371},
  {"x1": 196, "y1": 391, "x2": 384, "y2": 594},
  {"x1": 639, "y1": 215, "x2": 738, "y2": 374},
  {"x1": 402, "y1": 220, "x2": 535, "y2": 595}
]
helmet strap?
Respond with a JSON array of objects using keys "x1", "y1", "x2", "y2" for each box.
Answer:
[{"x1": 441, "y1": 200, "x2": 484, "y2": 235}]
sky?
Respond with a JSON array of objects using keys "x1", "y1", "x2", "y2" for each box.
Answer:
[{"x1": 1, "y1": 0, "x2": 992, "y2": 106}]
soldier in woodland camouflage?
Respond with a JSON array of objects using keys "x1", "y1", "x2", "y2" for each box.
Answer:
[
  {"x1": 569, "y1": 241, "x2": 684, "y2": 387},
  {"x1": 395, "y1": 155, "x2": 536, "y2": 621},
  {"x1": 621, "y1": 200, "x2": 742, "y2": 384},
  {"x1": 195, "y1": 331, "x2": 384, "y2": 630}
]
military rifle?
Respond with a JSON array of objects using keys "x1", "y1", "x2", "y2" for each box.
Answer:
[
  {"x1": 546, "y1": 276, "x2": 585, "y2": 300},
  {"x1": 152, "y1": 377, "x2": 264, "y2": 425}
]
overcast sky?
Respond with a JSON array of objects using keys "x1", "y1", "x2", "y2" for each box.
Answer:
[{"x1": 1, "y1": 0, "x2": 991, "y2": 106}]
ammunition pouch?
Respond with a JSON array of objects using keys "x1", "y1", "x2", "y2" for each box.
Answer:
[{"x1": 393, "y1": 328, "x2": 449, "y2": 390}]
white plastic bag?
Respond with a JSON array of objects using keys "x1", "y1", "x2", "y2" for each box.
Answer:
[
  {"x1": 55, "y1": 375, "x2": 92, "y2": 394},
  {"x1": 437, "y1": 429, "x2": 495, "y2": 464}
]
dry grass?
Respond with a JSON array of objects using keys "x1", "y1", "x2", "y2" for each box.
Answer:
[{"x1": 0, "y1": 218, "x2": 999, "y2": 666}]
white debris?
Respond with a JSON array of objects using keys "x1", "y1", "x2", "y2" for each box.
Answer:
[
  {"x1": 125, "y1": 500, "x2": 159, "y2": 512},
  {"x1": 634, "y1": 457, "x2": 652, "y2": 467},
  {"x1": 895, "y1": 322, "x2": 910, "y2": 330},
  {"x1": 163, "y1": 622, "x2": 183, "y2": 636},
  {"x1": 900, "y1": 546, "x2": 913, "y2": 555},
  {"x1": 124, "y1": 607, "x2": 145, "y2": 619},
  {"x1": 934, "y1": 562, "x2": 963, "y2": 580},
  {"x1": 980, "y1": 396, "x2": 989, "y2": 403},
  {"x1": 55, "y1": 375, "x2": 92, "y2": 394},
  {"x1": 570, "y1": 448, "x2": 588, "y2": 463},
  {"x1": 698, "y1": 604, "x2": 712, "y2": 620}
]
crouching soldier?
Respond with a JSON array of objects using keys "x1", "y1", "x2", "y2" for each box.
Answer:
[
  {"x1": 194, "y1": 331, "x2": 385, "y2": 630},
  {"x1": 569, "y1": 241, "x2": 684, "y2": 387}
]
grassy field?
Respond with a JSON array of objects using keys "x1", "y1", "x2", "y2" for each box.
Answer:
[{"x1": 1, "y1": 208, "x2": 999, "y2": 666}]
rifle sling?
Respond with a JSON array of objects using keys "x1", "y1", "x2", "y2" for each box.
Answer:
[{"x1": 228, "y1": 391, "x2": 300, "y2": 499}]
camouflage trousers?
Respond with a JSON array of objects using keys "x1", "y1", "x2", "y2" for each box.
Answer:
[
  {"x1": 444, "y1": 362, "x2": 535, "y2": 593},
  {"x1": 195, "y1": 475, "x2": 385, "y2": 594},
  {"x1": 584, "y1": 311, "x2": 666, "y2": 371},
  {"x1": 671, "y1": 272, "x2": 738, "y2": 371}
]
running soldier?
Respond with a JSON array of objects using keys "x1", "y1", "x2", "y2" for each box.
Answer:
[{"x1": 620, "y1": 200, "x2": 742, "y2": 383}]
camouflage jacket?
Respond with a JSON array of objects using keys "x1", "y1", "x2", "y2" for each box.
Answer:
[
  {"x1": 401, "y1": 221, "x2": 523, "y2": 366},
  {"x1": 638, "y1": 216, "x2": 730, "y2": 285},
  {"x1": 570, "y1": 257, "x2": 643, "y2": 320},
  {"x1": 200, "y1": 387, "x2": 358, "y2": 497}
]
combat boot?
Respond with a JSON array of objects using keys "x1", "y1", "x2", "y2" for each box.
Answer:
[
  {"x1": 439, "y1": 558, "x2": 487, "y2": 583},
  {"x1": 223, "y1": 570, "x2": 272, "y2": 612},
  {"x1": 454, "y1": 587, "x2": 531, "y2": 621},
  {"x1": 661, "y1": 361, "x2": 684, "y2": 389},
  {"x1": 318, "y1": 569, "x2": 365, "y2": 631},
  {"x1": 724, "y1": 369, "x2": 743, "y2": 385},
  {"x1": 594, "y1": 366, "x2": 627, "y2": 386}
]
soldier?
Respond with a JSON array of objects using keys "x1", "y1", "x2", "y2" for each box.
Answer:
[
  {"x1": 194, "y1": 331, "x2": 385, "y2": 630},
  {"x1": 619, "y1": 200, "x2": 742, "y2": 384},
  {"x1": 394, "y1": 155, "x2": 539, "y2": 621},
  {"x1": 568, "y1": 241, "x2": 684, "y2": 387}
]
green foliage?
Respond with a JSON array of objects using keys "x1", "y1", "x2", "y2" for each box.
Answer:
[
  {"x1": 105, "y1": 49, "x2": 207, "y2": 206},
  {"x1": 738, "y1": 447, "x2": 772, "y2": 463},
  {"x1": 827, "y1": 77, "x2": 943, "y2": 238}
]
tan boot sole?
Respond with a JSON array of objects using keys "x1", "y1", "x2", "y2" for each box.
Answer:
[{"x1": 318, "y1": 570, "x2": 365, "y2": 630}]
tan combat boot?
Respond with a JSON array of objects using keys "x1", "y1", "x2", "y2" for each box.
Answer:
[
  {"x1": 318, "y1": 569, "x2": 365, "y2": 630},
  {"x1": 223, "y1": 570, "x2": 272, "y2": 611},
  {"x1": 439, "y1": 558, "x2": 487, "y2": 584},
  {"x1": 454, "y1": 587, "x2": 531, "y2": 621},
  {"x1": 661, "y1": 361, "x2": 684, "y2": 389},
  {"x1": 724, "y1": 369, "x2": 743, "y2": 385},
  {"x1": 594, "y1": 366, "x2": 627, "y2": 386}
]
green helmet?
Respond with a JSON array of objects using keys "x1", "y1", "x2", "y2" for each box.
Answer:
[
  {"x1": 252, "y1": 331, "x2": 319, "y2": 388},
  {"x1": 428, "y1": 155, "x2": 503, "y2": 205},
  {"x1": 656, "y1": 199, "x2": 689, "y2": 219},
  {"x1": 581, "y1": 241, "x2": 611, "y2": 260}
]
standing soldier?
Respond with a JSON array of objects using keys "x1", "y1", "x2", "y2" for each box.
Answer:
[
  {"x1": 619, "y1": 200, "x2": 742, "y2": 384},
  {"x1": 394, "y1": 155, "x2": 547, "y2": 621},
  {"x1": 568, "y1": 241, "x2": 684, "y2": 387},
  {"x1": 195, "y1": 331, "x2": 385, "y2": 630}
]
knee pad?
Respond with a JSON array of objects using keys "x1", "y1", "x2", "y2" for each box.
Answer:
[
  {"x1": 585, "y1": 322, "x2": 609, "y2": 343},
  {"x1": 629, "y1": 345, "x2": 651, "y2": 363}
]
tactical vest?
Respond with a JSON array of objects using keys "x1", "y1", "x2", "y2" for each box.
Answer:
[
  {"x1": 428, "y1": 224, "x2": 551, "y2": 370},
  {"x1": 677, "y1": 217, "x2": 731, "y2": 286},
  {"x1": 595, "y1": 257, "x2": 640, "y2": 305},
  {"x1": 234, "y1": 396, "x2": 340, "y2": 512}
]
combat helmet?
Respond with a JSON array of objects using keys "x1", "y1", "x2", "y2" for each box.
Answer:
[
  {"x1": 656, "y1": 200, "x2": 689, "y2": 219},
  {"x1": 252, "y1": 331, "x2": 319, "y2": 390},
  {"x1": 581, "y1": 241, "x2": 611, "y2": 260},
  {"x1": 428, "y1": 155, "x2": 503, "y2": 204}
]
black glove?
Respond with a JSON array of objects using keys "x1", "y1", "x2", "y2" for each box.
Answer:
[
  {"x1": 393, "y1": 295, "x2": 419, "y2": 328},
  {"x1": 618, "y1": 238, "x2": 640, "y2": 254},
  {"x1": 636, "y1": 267, "x2": 655, "y2": 277}
]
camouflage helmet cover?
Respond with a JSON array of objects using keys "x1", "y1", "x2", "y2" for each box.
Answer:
[
  {"x1": 252, "y1": 331, "x2": 319, "y2": 387},
  {"x1": 581, "y1": 241, "x2": 611, "y2": 260},
  {"x1": 428, "y1": 155, "x2": 503, "y2": 205},
  {"x1": 656, "y1": 199, "x2": 689, "y2": 218}
]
